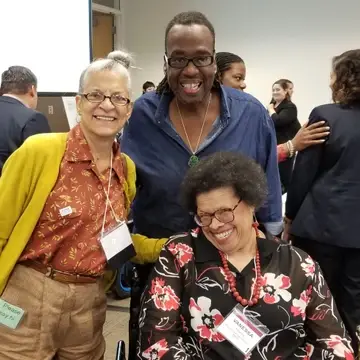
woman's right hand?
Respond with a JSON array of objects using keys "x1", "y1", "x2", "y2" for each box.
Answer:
[{"x1": 292, "y1": 121, "x2": 330, "y2": 152}]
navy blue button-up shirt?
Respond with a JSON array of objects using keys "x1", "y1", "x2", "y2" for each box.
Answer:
[{"x1": 122, "y1": 86, "x2": 282, "y2": 238}]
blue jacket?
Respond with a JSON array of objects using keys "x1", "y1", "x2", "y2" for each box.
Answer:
[{"x1": 122, "y1": 86, "x2": 282, "y2": 238}]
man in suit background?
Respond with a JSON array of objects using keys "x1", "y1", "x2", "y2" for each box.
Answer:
[{"x1": 0, "y1": 66, "x2": 51, "y2": 175}]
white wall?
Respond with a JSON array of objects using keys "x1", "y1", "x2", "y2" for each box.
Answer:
[{"x1": 121, "y1": 0, "x2": 360, "y2": 121}]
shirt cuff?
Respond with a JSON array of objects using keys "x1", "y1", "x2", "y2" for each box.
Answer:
[{"x1": 263, "y1": 221, "x2": 284, "y2": 236}]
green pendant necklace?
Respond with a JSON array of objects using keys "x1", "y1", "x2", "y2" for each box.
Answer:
[{"x1": 176, "y1": 94, "x2": 212, "y2": 167}]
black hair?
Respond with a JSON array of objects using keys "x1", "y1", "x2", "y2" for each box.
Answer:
[
  {"x1": 157, "y1": 11, "x2": 217, "y2": 95},
  {"x1": 215, "y1": 52, "x2": 244, "y2": 79},
  {"x1": 332, "y1": 49, "x2": 360, "y2": 105},
  {"x1": 0, "y1": 66, "x2": 37, "y2": 95},
  {"x1": 181, "y1": 152, "x2": 268, "y2": 213},
  {"x1": 142, "y1": 81, "x2": 155, "y2": 94}
]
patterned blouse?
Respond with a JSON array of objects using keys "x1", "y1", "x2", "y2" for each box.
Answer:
[{"x1": 137, "y1": 231, "x2": 354, "y2": 360}]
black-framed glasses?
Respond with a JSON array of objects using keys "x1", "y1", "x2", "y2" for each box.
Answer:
[
  {"x1": 194, "y1": 199, "x2": 242, "y2": 227},
  {"x1": 81, "y1": 92, "x2": 130, "y2": 106},
  {"x1": 165, "y1": 54, "x2": 214, "y2": 69}
]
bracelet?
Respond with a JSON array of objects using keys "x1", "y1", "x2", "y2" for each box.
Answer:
[{"x1": 286, "y1": 140, "x2": 295, "y2": 158}]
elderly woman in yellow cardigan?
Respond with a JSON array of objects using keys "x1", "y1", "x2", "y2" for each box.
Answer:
[{"x1": 0, "y1": 50, "x2": 166, "y2": 360}]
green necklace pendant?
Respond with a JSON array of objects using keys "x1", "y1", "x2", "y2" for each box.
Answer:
[{"x1": 188, "y1": 154, "x2": 199, "y2": 167}]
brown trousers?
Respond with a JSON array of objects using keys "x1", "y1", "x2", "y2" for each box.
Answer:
[{"x1": 0, "y1": 265, "x2": 107, "y2": 360}]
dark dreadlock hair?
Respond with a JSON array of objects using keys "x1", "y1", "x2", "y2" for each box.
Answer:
[
  {"x1": 156, "y1": 11, "x2": 218, "y2": 95},
  {"x1": 215, "y1": 52, "x2": 244, "y2": 81}
]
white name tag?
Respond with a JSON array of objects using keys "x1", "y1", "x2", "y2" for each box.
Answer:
[
  {"x1": 217, "y1": 305, "x2": 268, "y2": 356},
  {"x1": 59, "y1": 206, "x2": 73, "y2": 217},
  {"x1": 100, "y1": 222, "x2": 133, "y2": 260}
]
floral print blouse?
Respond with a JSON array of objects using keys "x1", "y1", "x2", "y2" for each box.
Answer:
[{"x1": 137, "y1": 231, "x2": 354, "y2": 360}]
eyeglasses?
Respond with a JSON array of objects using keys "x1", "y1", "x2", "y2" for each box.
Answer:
[
  {"x1": 194, "y1": 199, "x2": 242, "y2": 227},
  {"x1": 165, "y1": 54, "x2": 214, "y2": 69},
  {"x1": 81, "y1": 92, "x2": 130, "y2": 106}
]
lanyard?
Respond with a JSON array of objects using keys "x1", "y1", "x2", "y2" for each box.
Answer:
[{"x1": 100, "y1": 152, "x2": 123, "y2": 237}]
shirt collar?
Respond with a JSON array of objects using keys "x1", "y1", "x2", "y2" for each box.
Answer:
[
  {"x1": 193, "y1": 229, "x2": 276, "y2": 264},
  {"x1": 154, "y1": 85, "x2": 231, "y2": 126},
  {"x1": 64, "y1": 124, "x2": 123, "y2": 178},
  {"x1": 1, "y1": 94, "x2": 28, "y2": 107}
]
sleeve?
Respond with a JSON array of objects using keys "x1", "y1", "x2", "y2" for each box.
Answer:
[
  {"x1": 137, "y1": 240, "x2": 200, "y2": 360},
  {"x1": 0, "y1": 143, "x2": 33, "y2": 254},
  {"x1": 277, "y1": 144, "x2": 289, "y2": 163},
  {"x1": 271, "y1": 103, "x2": 297, "y2": 128},
  {"x1": 304, "y1": 261, "x2": 354, "y2": 358},
  {"x1": 22, "y1": 112, "x2": 51, "y2": 141},
  {"x1": 131, "y1": 234, "x2": 167, "y2": 264},
  {"x1": 285, "y1": 109, "x2": 325, "y2": 220},
  {"x1": 122, "y1": 98, "x2": 149, "y2": 189},
  {"x1": 256, "y1": 110, "x2": 283, "y2": 235}
]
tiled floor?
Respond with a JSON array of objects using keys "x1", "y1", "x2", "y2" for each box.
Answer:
[{"x1": 104, "y1": 296, "x2": 131, "y2": 360}]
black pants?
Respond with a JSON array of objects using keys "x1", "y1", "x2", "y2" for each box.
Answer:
[
  {"x1": 293, "y1": 237, "x2": 360, "y2": 351},
  {"x1": 279, "y1": 157, "x2": 295, "y2": 193}
]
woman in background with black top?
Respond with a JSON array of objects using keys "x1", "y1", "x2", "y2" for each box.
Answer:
[
  {"x1": 284, "y1": 49, "x2": 360, "y2": 353},
  {"x1": 268, "y1": 79, "x2": 301, "y2": 192}
]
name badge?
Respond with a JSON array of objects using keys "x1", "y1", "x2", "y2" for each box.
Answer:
[
  {"x1": 217, "y1": 304, "x2": 269, "y2": 356},
  {"x1": 0, "y1": 299, "x2": 25, "y2": 329},
  {"x1": 100, "y1": 222, "x2": 136, "y2": 269}
]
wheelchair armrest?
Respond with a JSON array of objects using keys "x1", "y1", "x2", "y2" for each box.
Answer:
[{"x1": 115, "y1": 340, "x2": 126, "y2": 360}]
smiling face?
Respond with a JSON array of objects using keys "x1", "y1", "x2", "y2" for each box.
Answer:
[
  {"x1": 165, "y1": 24, "x2": 216, "y2": 105},
  {"x1": 75, "y1": 70, "x2": 132, "y2": 139},
  {"x1": 196, "y1": 187, "x2": 254, "y2": 255},
  {"x1": 219, "y1": 62, "x2": 247, "y2": 91},
  {"x1": 272, "y1": 83, "x2": 288, "y2": 103}
]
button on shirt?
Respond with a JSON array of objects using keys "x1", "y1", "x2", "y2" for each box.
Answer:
[{"x1": 122, "y1": 86, "x2": 282, "y2": 238}]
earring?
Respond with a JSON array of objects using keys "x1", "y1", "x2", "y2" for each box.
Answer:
[{"x1": 252, "y1": 214, "x2": 259, "y2": 236}]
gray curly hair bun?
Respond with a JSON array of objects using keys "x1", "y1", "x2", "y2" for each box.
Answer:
[{"x1": 107, "y1": 50, "x2": 133, "y2": 69}]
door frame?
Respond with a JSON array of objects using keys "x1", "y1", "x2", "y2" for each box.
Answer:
[{"x1": 92, "y1": 2, "x2": 123, "y2": 49}]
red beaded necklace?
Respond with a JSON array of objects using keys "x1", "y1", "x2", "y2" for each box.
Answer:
[{"x1": 219, "y1": 223, "x2": 262, "y2": 307}]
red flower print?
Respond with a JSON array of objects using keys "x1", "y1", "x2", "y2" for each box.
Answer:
[
  {"x1": 142, "y1": 339, "x2": 169, "y2": 360},
  {"x1": 168, "y1": 242, "x2": 193, "y2": 268},
  {"x1": 189, "y1": 296, "x2": 225, "y2": 342},
  {"x1": 301, "y1": 257, "x2": 315, "y2": 278},
  {"x1": 180, "y1": 314, "x2": 189, "y2": 333},
  {"x1": 260, "y1": 273, "x2": 292, "y2": 304},
  {"x1": 324, "y1": 335, "x2": 354, "y2": 359},
  {"x1": 291, "y1": 287, "x2": 312, "y2": 320},
  {"x1": 150, "y1": 277, "x2": 180, "y2": 311},
  {"x1": 303, "y1": 343, "x2": 314, "y2": 360}
]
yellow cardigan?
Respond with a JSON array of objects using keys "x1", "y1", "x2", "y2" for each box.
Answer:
[{"x1": 0, "y1": 132, "x2": 166, "y2": 295}]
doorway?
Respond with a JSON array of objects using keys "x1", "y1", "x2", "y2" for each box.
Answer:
[{"x1": 92, "y1": 11, "x2": 114, "y2": 59}]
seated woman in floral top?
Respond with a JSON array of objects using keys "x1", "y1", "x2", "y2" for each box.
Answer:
[{"x1": 137, "y1": 152, "x2": 353, "y2": 360}]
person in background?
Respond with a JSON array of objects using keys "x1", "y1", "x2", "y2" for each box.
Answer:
[
  {"x1": 142, "y1": 81, "x2": 156, "y2": 94},
  {"x1": 215, "y1": 51, "x2": 247, "y2": 91},
  {"x1": 215, "y1": 52, "x2": 330, "y2": 163},
  {"x1": 122, "y1": 12, "x2": 282, "y2": 359},
  {"x1": 0, "y1": 66, "x2": 50, "y2": 175},
  {"x1": 0, "y1": 50, "x2": 166, "y2": 360},
  {"x1": 284, "y1": 49, "x2": 360, "y2": 353},
  {"x1": 267, "y1": 79, "x2": 301, "y2": 192},
  {"x1": 138, "y1": 152, "x2": 354, "y2": 360}
]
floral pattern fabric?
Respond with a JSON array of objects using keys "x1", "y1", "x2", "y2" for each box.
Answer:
[
  {"x1": 138, "y1": 231, "x2": 354, "y2": 360},
  {"x1": 19, "y1": 125, "x2": 126, "y2": 276}
]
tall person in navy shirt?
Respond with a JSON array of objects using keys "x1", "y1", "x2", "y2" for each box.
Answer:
[
  {"x1": 122, "y1": 12, "x2": 282, "y2": 357},
  {"x1": 122, "y1": 11, "x2": 282, "y2": 240}
]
